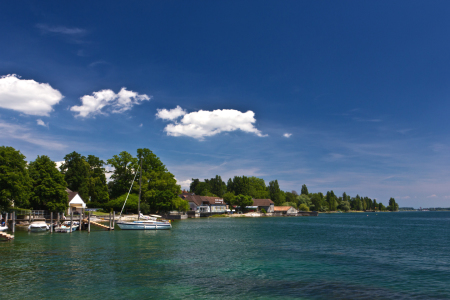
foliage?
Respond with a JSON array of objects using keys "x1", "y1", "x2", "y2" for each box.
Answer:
[
  {"x1": 301, "y1": 184, "x2": 308, "y2": 195},
  {"x1": 107, "y1": 151, "x2": 138, "y2": 199},
  {"x1": 338, "y1": 200, "x2": 350, "y2": 212},
  {"x1": 106, "y1": 193, "x2": 142, "y2": 214},
  {"x1": 268, "y1": 179, "x2": 283, "y2": 205},
  {"x1": 171, "y1": 197, "x2": 189, "y2": 212},
  {"x1": 234, "y1": 194, "x2": 253, "y2": 212},
  {"x1": 29, "y1": 155, "x2": 68, "y2": 212},
  {"x1": 132, "y1": 148, "x2": 181, "y2": 212},
  {"x1": 222, "y1": 191, "x2": 235, "y2": 205},
  {"x1": 282, "y1": 202, "x2": 297, "y2": 209},
  {"x1": 310, "y1": 193, "x2": 323, "y2": 211},
  {"x1": 260, "y1": 208, "x2": 267, "y2": 214},
  {"x1": 0, "y1": 146, "x2": 32, "y2": 211},
  {"x1": 388, "y1": 197, "x2": 399, "y2": 211},
  {"x1": 298, "y1": 203, "x2": 310, "y2": 211},
  {"x1": 248, "y1": 177, "x2": 269, "y2": 199},
  {"x1": 60, "y1": 152, "x2": 109, "y2": 203},
  {"x1": 326, "y1": 190, "x2": 337, "y2": 211}
]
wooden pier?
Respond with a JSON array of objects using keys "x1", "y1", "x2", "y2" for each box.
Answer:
[{"x1": 0, "y1": 231, "x2": 14, "y2": 241}]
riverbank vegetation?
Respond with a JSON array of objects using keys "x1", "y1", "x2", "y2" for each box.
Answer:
[
  {"x1": 1, "y1": 145, "x2": 399, "y2": 213},
  {"x1": 190, "y1": 176, "x2": 399, "y2": 212}
]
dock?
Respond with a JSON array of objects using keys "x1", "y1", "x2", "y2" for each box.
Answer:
[{"x1": 0, "y1": 231, "x2": 14, "y2": 241}]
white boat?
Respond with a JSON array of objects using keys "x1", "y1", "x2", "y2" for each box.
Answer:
[
  {"x1": 116, "y1": 160, "x2": 172, "y2": 231},
  {"x1": 55, "y1": 222, "x2": 79, "y2": 233},
  {"x1": 116, "y1": 217, "x2": 171, "y2": 230},
  {"x1": 0, "y1": 225, "x2": 8, "y2": 232},
  {"x1": 28, "y1": 220, "x2": 49, "y2": 232}
]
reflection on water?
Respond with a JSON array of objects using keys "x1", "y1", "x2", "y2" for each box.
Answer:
[{"x1": 1, "y1": 212, "x2": 450, "y2": 299}]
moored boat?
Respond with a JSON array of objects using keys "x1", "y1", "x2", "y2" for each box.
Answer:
[{"x1": 28, "y1": 220, "x2": 49, "y2": 232}]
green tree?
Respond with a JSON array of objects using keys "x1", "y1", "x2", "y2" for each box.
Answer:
[
  {"x1": 107, "y1": 151, "x2": 138, "y2": 199},
  {"x1": 298, "y1": 203, "x2": 310, "y2": 211},
  {"x1": 85, "y1": 155, "x2": 109, "y2": 203},
  {"x1": 207, "y1": 175, "x2": 226, "y2": 197},
  {"x1": 223, "y1": 191, "x2": 236, "y2": 206},
  {"x1": 234, "y1": 194, "x2": 253, "y2": 212},
  {"x1": 388, "y1": 197, "x2": 398, "y2": 211},
  {"x1": 29, "y1": 155, "x2": 68, "y2": 212},
  {"x1": 60, "y1": 151, "x2": 90, "y2": 195},
  {"x1": 301, "y1": 184, "x2": 309, "y2": 195},
  {"x1": 285, "y1": 191, "x2": 297, "y2": 204},
  {"x1": 268, "y1": 180, "x2": 282, "y2": 205},
  {"x1": 133, "y1": 148, "x2": 181, "y2": 212},
  {"x1": 310, "y1": 193, "x2": 323, "y2": 211},
  {"x1": 0, "y1": 146, "x2": 32, "y2": 210},
  {"x1": 326, "y1": 190, "x2": 337, "y2": 211},
  {"x1": 248, "y1": 177, "x2": 269, "y2": 199}
]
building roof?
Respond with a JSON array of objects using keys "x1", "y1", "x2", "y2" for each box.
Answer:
[
  {"x1": 273, "y1": 206, "x2": 295, "y2": 212},
  {"x1": 182, "y1": 195, "x2": 225, "y2": 206},
  {"x1": 252, "y1": 199, "x2": 274, "y2": 206},
  {"x1": 66, "y1": 188, "x2": 79, "y2": 202}
]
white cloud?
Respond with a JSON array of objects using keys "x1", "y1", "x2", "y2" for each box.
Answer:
[
  {"x1": 139, "y1": 123, "x2": 143, "y2": 127},
  {"x1": 160, "y1": 108, "x2": 266, "y2": 140},
  {"x1": 70, "y1": 87, "x2": 151, "y2": 118},
  {"x1": 0, "y1": 74, "x2": 64, "y2": 116},
  {"x1": 176, "y1": 179, "x2": 192, "y2": 190},
  {"x1": 36, "y1": 119, "x2": 48, "y2": 127},
  {"x1": 283, "y1": 133, "x2": 292, "y2": 138},
  {"x1": 36, "y1": 24, "x2": 86, "y2": 35},
  {"x1": 156, "y1": 105, "x2": 187, "y2": 121},
  {"x1": 0, "y1": 119, "x2": 65, "y2": 150},
  {"x1": 427, "y1": 194, "x2": 437, "y2": 198}
]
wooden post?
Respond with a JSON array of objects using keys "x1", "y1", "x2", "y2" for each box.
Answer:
[
  {"x1": 88, "y1": 212, "x2": 91, "y2": 233},
  {"x1": 50, "y1": 212, "x2": 53, "y2": 233},
  {"x1": 29, "y1": 210, "x2": 32, "y2": 222},
  {"x1": 57, "y1": 212, "x2": 60, "y2": 227},
  {"x1": 109, "y1": 212, "x2": 112, "y2": 231},
  {"x1": 5, "y1": 213, "x2": 8, "y2": 230},
  {"x1": 70, "y1": 212, "x2": 73, "y2": 233},
  {"x1": 79, "y1": 213, "x2": 82, "y2": 231},
  {"x1": 12, "y1": 212, "x2": 15, "y2": 233},
  {"x1": 113, "y1": 211, "x2": 115, "y2": 229}
]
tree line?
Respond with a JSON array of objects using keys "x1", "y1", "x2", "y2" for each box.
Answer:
[
  {"x1": 0, "y1": 146, "x2": 186, "y2": 213},
  {"x1": 190, "y1": 175, "x2": 399, "y2": 212}
]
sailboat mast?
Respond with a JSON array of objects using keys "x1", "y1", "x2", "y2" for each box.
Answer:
[{"x1": 138, "y1": 157, "x2": 142, "y2": 220}]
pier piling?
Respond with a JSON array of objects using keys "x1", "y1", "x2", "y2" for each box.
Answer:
[
  {"x1": 50, "y1": 212, "x2": 53, "y2": 233},
  {"x1": 88, "y1": 212, "x2": 91, "y2": 233},
  {"x1": 70, "y1": 212, "x2": 73, "y2": 233},
  {"x1": 12, "y1": 212, "x2": 15, "y2": 234}
]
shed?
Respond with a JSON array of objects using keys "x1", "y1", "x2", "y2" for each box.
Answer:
[{"x1": 67, "y1": 188, "x2": 86, "y2": 215}]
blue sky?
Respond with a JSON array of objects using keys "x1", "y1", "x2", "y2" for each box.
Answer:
[{"x1": 1, "y1": 1, "x2": 449, "y2": 208}]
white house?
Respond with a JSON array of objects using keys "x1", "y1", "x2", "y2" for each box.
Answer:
[{"x1": 67, "y1": 189, "x2": 86, "y2": 215}]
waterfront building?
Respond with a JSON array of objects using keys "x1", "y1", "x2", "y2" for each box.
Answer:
[
  {"x1": 273, "y1": 206, "x2": 298, "y2": 216},
  {"x1": 66, "y1": 189, "x2": 86, "y2": 215}
]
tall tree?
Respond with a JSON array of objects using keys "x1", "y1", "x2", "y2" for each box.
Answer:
[
  {"x1": 29, "y1": 155, "x2": 68, "y2": 212},
  {"x1": 208, "y1": 175, "x2": 226, "y2": 197},
  {"x1": 132, "y1": 148, "x2": 181, "y2": 212},
  {"x1": 268, "y1": 180, "x2": 282, "y2": 205},
  {"x1": 107, "y1": 151, "x2": 138, "y2": 199},
  {"x1": 85, "y1": 155, "x2": 109, "y2": 203},
  {"x1": 60, "y1": 151, "x2": 90, "y2": 195},
  {"x1": 301, "y1": 184, "x2": 309, "y2": 195},
  {"x1": 0, "y1": 146, "x2": 31, "y2": 210},
  {"x1": 248, "y1": 176, "x2": 269, "y2": 199}
]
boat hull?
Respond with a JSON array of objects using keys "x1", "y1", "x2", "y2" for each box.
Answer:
[
  {"x1": 116, "y1": 221, "x2": 171, "y2": 230},
  {"x1": 0, "y1": 226, "x2": 8, "y2": 232},
  {"x1": 55, "y1": 225, "x2": 79, "y2": 233},
  {"x1": 29, "y1": 225, "x2": 49, "y2": 232}
]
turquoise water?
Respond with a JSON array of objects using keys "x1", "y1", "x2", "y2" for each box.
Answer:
[{"x1": 1, "y1": 212, "x2": 450, "y2": 299}]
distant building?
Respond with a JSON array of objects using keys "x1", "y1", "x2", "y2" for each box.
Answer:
[
  {"x1": 250, "y1": 199, "x2": 275, "y2": 213},
  {"x1": 67, "y1": 189, "x2": 86, "y2": 215},
  {"x1": 180, "y1": 194, "x2": 227, "y2": 213},
  {"x1": 273, "y1": 206, "x2": 298, "y2": 216}
]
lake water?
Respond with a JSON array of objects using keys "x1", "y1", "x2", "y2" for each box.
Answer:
[{"x1": 1, "y1": 212, "x2": 450, "y2": 299}]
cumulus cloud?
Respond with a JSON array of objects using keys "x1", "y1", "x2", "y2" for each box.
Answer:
[
  {"x1": 0, "y1": 74, "x2": 64, "y2": 116},
  {"x1": 427, "y1": 194, "x2": 437, "y2": 198},
  {"x1": 176, "y1": 179, "x2": 192, "y2": 190},
  {"x1": 158, "y1": 107, "x2": 266, "y2": 140},
  {"x1": 70, "y1": 87, "x2": 151, "y2": 118},
  {"x1": 283, "y1": 133, "x2": 292, "y2": 138},
  {"x1": 156, "y1": 105, "x2": 187, "y2": 121},
  {"x1": 36, "y1": 119, "x2": 48, "y2": 127}
]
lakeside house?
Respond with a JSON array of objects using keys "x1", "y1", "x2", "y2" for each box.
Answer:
[
  {"x1": 67, "y1": 189, "x2": 86, "y2": 215},
  {"x1": 273, "y1": 206, "x2": 298, "y2": 216},
  {"x1": 247, "y1": 199, "x2": 275, "y2": 213},
  {"x1": 180, "y1": 194, "x2": 227, "y2": 213}
]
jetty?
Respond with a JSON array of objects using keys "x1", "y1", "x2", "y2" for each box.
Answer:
[
  {"x1": 89, "y1": 221, "x2": 114, "y2": 230},
  {"x1": 0, "y1": 231, "x2": 14, "y2": 241}
]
